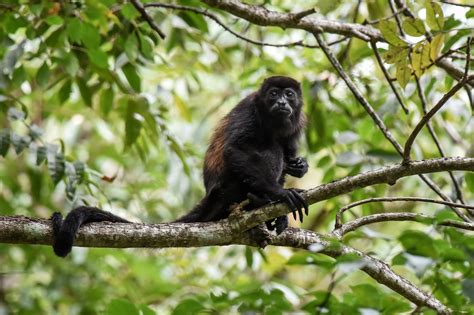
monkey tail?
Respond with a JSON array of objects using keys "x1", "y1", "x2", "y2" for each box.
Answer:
[
  {"x1": 51, "y1": 206, "x2": 130, "y2": 257},
  {"x1": 173, "y1": 201, "x2": 205, "y2": 223}
]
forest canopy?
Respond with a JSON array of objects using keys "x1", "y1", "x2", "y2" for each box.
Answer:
[{"x1": 0, "y1": 0, "x2": 473, "y2": 314}]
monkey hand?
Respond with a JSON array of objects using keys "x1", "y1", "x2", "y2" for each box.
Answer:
[
  {"x1": 272, "y1": 188, "x2": 308, "y2": 223},
  {"x1": 285, "y1": 157, "x2": 308, "y2": 178}
]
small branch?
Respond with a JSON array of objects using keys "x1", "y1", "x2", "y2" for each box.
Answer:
[
  {"x1": 370, "y1": 41, "x2": 409, "y2": 114},
  {"x1": 0, "y1": 217, "x2": 452, "y2": 314},
  {"x1": 145, "y1": 3, "x2": 337, "y2": 48},
  {"x1": 333, "y1": 212, "x2": 474, "y2": 238},
  {"x1": 365, "y1": 6, "x2": 407, "y2": 25},
  {"x1": 388, "y1": 0, "x2": 405, "y2": 36},
  {"x1": 291, "y1": 8, "x2": 317, "y2": 21},
  {"x1": 129, "y1": 0, "x2": 166, "y2": 39},
  {"x1": 438, "y1": 0, "x2": 474, "y2": 8},
  {"x1": 413, "y1": 77, "x2": 465, "y2": 204},
  {"x1": 313, "y1": 32, "x2": 404, "y2": 155},
  {"x1": 335, "y1": 197, "x2": 474, "y2": 228},
  {"x1": 403, "y1": 74, "x2": 472, "y2": 162}
]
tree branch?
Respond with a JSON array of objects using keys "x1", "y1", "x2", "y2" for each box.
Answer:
[
  {"x1": 334, "y1": 197, "x2": 474, "y2": 229},
  {"x1": 332, "y1": 212, "x2": 474, "y2": 238},
  {"x1": 0, "y1": 216, "x2": 452, "y2": 314},
  {"x1": 144, "y1": 2, "x2": 342, "y2": 48},
  {"x1": 198, "y1": 0, "x2": 472, "y2": 86},
  {"x1": 130, "y1": 0, "x2": 166, "y2": 39},
  {"x1": 403, "y1": 75, "x2": 473, "y2": 162}
]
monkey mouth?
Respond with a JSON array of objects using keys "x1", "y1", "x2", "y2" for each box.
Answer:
[{"x1": 273, "y1": 107, "x2": 292, "y2": 116}]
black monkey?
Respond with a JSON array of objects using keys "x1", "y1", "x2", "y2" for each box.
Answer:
[{"x1": 51, "y1": 76, "x2": 309, "y2": 257}]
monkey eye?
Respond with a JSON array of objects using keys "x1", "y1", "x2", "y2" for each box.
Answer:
[
  {"x1": 270, "y1": 90, "x2": 278, "y2": 97},
  {"x1": 285, "y1": 90, "x2": 294, "y2": 97}
]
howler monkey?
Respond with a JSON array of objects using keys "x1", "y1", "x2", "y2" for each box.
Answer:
[{"x1": 51, "y1": 76, "x2": 309, "y2": 257}]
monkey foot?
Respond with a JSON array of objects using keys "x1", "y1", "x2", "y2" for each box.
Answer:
[{"x1": 247, "y1": 224, "x2": 272, "y2": 248}]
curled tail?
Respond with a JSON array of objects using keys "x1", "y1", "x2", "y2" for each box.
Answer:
[{"x1": 51, "y1": 206, "x2": 130, "y2": 257}]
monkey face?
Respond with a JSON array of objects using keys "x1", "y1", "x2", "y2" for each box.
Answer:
[{"x1": 265, "y1": 87, "x2": 300, "y2": 118}]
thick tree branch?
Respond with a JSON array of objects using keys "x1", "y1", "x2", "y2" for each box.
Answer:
[{"x1": 0, "y1": 216, "x2": 451, "y2": 314}]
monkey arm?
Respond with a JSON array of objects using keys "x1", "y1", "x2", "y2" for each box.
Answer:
[
  {"x1": 283, "y1": 141, "x2": 308, "y2": 178},
  {"x1": 224, "y1": 144, "x2": 308, "y2": 221},
  {"x1": 285, "y1": 157, "x2": 308, "y2": 178}
]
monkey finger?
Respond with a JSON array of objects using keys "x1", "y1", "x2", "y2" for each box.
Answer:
[
  {"x1": 287, "y1": 192, "x2": 303, "y2": 223},
  {"x1": 284, "y1": 194, "x2": 298, "y2": 221},
  {"x1": 290, "y1": 189, "x2": 308, "y2": 218}
]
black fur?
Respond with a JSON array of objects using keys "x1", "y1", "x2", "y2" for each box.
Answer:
[{"x1": 51, "y1": 76, "x2": 308, "y2": 257}]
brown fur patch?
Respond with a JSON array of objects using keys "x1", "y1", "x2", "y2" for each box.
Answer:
[{"x1": 204, "y1": 116, "x2": 229, "y2": 174}]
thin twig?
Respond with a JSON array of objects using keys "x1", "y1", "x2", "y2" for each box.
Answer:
[
  {"x1": 144, "y1": 3, "x2": 341, "y2": 48},
  {"x1": 438, "y1": 0, "x2": 474, "y2": 8},
  {"x1": 370, "y1": 41, "x2": 409, "y2": 114},
  {"x1": 404, "y1": 38, "x2": 472, "y2": 162},
  {"x1": 365, "y1": 5, "x2": 407, "y2": 25},
  {"x1": 413, "y1": 76, "x2": 466, "y2": 203},
  {"x1": 389, "y1": 0, "x2": 405, "y2": 36},
  {"x1": 335, "y1": 197, "x2": 474, "y2": 228},
  {"x1": 129, "y1": 0, "x2": 166, "y2": 39},
  {"x1": 333, "y1": 212, "x2": 474, "y2": 238}
]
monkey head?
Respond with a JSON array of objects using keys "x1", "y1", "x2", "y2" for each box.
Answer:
[{"x1": 258, "y1": 76, "x2": 303, "y2": 122}]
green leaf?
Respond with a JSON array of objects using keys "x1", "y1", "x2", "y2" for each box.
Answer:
[
  {"x1": 378, "y1": 20, "x2": 407, "y2": 47},
  {"x1": 467, "y1": 9, "x2": 474, "y2": 19},
  {"x1": 66, "y1": 19, "x2": 82, "y2": 43},
  {"x1": 80, "y1": 23, "x2": 101, "y2": 48},
  {"x1": 122, "y1": 63, "x2": 141, "y2": 92},
  {"x1": 121, "y1": 3, "x2": 140, "y2": 20},
  {"x1": 402, "y1": 18, "x2": 426, "y2": 37},
  {"x1": 45, "y1": 15, "x2": 64, "y2": 26},
  {"x1": 396, "y1": 62, "x2": 411, "y2": 89},
  {"x1": 64, "y1": 53, "x2": 79, "y2": 76},
  {"x1": 87, "y1": 49, "x2": 108, "y2": 69},
  {"x1": 125, "y1": 35, "x2": 139, "y2": 62},
  {"x1": 384, "y1": 46, "x2": 408, "y2": 64},
  {"x1": 411, "y1": 41, "x2": 430, "y2": 77},
  {"x1": 430, "y1": 34, "x2": 444, "y2": 61},
  {"x1": 58, "y1": 79, "x2": 72, "y2": 104},
  {"x1": 178, "y1": 12, "x2": 209, "y2": 32},
  {"x1": 48, "y1": 151, "x2": 65, "y2": 184},
  {"x1": 245, "y1": 246, "x2": 253, "y2": 268},
  {"x1": 4, "y1": 14, "x2": 27, "y2": 34},
  {"x1": 399, "y1": 230, "x2": 438, "y2": 258},
  {"x1": 426, "y1": 2, "x2": 444, "y2": 31},
  {"x1": 0, "y1": 129, "x2": 11, "y2": 157},
  {"x1": 36, "y1": 146, "x2": 47, "y2": 165},
  {"x1": 124, "y1": 97, "x2": 145, "y2": 149},
  {"x1": 77, "y1": 78, "x2": 92, "y2": 107},
  {"x1": 36, "y1": 63, "x2": 50, "y2": 87},
  {"x1": 106, "y1": 299, "x2": 139, "y2": 315},
  {"x1": 139, "y1": 34, "x2": 154, "y2": 59},
  {"x1": 99, "y1": 87, "x2": 114, "y2": 116},
  {"x1": 172, "y1": 299, "x2": 204, "y2": 315},
  {"x1": 465, "y1": 173, "x2": 474, "y2": 193},
  {"x1": 287, "y1": 252, "x2": 335, "y2": 269}
]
